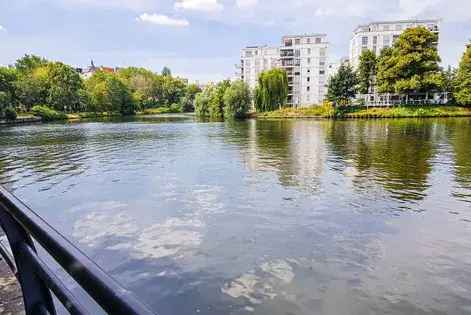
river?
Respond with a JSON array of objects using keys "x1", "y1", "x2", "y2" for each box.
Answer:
[{"x1": 0, "y1": 115, "x2": 470, "y2": 315}]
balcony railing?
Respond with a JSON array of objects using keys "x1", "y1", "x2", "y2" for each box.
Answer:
[{"x1": 0, "y1": 186, "x2": 155, "y2": 315}]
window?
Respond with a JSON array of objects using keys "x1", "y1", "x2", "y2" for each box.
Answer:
[
  {"x1": 295, "y1": 38, "x2": 301, "y2": 45},
  {"x1": 307, "y1": 86, "x2": 310, "y2": 92},
  {"x1": 315, "y1": 37, "x2": 322, "y2": 44},
  {"x1": 307, "y1": 58, "x2": 311, "y2": 64},
  {"x1": 307, "y1": 48, "x2": 311, "y2": 54},
  {"x1": 361, "y1": 36, "x2": 368, "y2": 46},
  {"x1": 395, "y1": 24, "x2": 402, "y2": 31},
  {"x1": 307, "y1": 38, "x2": 311, "y2": 44},
  {"x1": 373, "y1": 36, "x2": 378, "y2": 45},
  {"x1": 307, "y1": 69, "x2": 311, "y2": 73},
  {"x1": 382, "y1": 24, "x2": 390, "y2": 31},
  {"x1": 319, "y1": 61, "x2": 325, "y2": 66},
  {"x1": 245, "y1": 51, "x2": 252, "y2": 57},
  {"x1": 383, "y1": 35, "x2": 390, "y2": 47},
  {"x1": 284, "y1": 39, "x2": 293, "y2": 47},
  {"x1": 320, "y1": 48, "x2": 326, "y2": 57},
  {"x1": 307, "y1": 77, "x2": 310, "y2": 82},
  {"x1": 319, "y1": 70, "x2": 325, "y2": 75}
]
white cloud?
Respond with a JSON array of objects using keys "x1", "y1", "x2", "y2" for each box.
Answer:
[
  {"x1": 0, "y1": 25, "x2": 5, "y2": 32},
  {"x1": 137, "y1": 13, "x2": 190, "y2": 27},
  {"x1": 236, "y1": 0, "x2": 258, "y2": 9},
  {"x1": 174, "y1": 0, "x2": 223, "y2": 12}
]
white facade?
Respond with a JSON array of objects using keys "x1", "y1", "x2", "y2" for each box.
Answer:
[
  {"x1": 240, "y1": 46, "x2": 280, "y2": 90},
  {"x1": 280, "y1": 34, "x2": 328, "y2": 106},
  {"x1": 349, "y1": 19, "x2": 440, "y2": 69},
  {"x1": 239, "y1": 34, "x2": 329, "y2": 107}
]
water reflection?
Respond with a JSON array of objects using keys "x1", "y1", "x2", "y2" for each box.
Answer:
[{"x1": 0, "y1": 116, "x2": 471, "y2": 315}]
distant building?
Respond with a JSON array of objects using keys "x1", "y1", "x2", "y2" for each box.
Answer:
[
  {"x1": 240, "y1": 46, "x2": 280, "y2": 90},
  {"x1": 78, "y1": 60, "x2": 118, "y2": 79},
  {"x1": 239, "y1": 34, "x2": 329, "y2": 107},
  {"x1": 349, "y1": 19, "x2": 440, "y2": 69}
]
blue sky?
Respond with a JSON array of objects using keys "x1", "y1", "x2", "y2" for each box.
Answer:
[{"x1": 0, "y1": 0, "x2": 470, "y2": 82}]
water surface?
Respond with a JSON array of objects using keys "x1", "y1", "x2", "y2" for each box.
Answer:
[{"x1": 1, "y1": 115, "x2": 470, "y2": 315}]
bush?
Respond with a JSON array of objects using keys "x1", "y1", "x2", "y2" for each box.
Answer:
[
  {"x1": 32, "y1": 105, "x2": 67, "y2": 121},
  {"x1": 169, "y1": 103, "x2": 182, "y2": 113},
  {"x1": 4, "y1": 107, "x2": 17, "y2": 121}
]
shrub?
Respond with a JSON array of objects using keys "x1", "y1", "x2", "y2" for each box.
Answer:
[
  {"x1": 4, "y1": 107, "x2": 17, "y2": 121},
  {"x1": 32, "y1": 105, "x2": 67, "y2": 121}
]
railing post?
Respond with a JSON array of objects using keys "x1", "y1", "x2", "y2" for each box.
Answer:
[{"x1": 0, "y1": 205, "x2": 56, "y2": 315}]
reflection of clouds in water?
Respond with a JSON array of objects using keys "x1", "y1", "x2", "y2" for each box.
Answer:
[
  {"x1": 222, "y1": 259, "x2": 295, "y2": 305},
  {"x1": 73, "y1": 185, "x2": 224, "y2": 260},
  {"x1": 73, "y1": 211, "x2": 204, "y2": 260}
]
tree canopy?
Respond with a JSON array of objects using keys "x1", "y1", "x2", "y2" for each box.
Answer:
[
  {"x1": 455, "y1": 43, "x2": 471, "y2": 106},
  {"x1": 254, "y1": 68, "x2": 288, "y2": 112},
  {"x1": 376, "y1": 26, "x2": 443, "y2": 94},
  {"x1": 357, "y1": 50, "x2": 377, "y2": 94},
  {"x1": 327, "y1": 64, "x2": 358, "y2": 104},
  {"x1": 223, "y1": 80, "x2": 251, "y2": 119}
]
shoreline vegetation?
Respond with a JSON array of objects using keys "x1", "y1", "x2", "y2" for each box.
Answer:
[
  {"x1": 3, "y1": 104, "x2": 471, "y2": 125},
  {"x1": 256, "y1": 104, "x2": 471, "y2": 119}
]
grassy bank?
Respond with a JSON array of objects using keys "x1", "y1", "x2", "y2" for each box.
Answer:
[
  {"x1": 137, "y1": 107, "x2": 182, "y2": 115},
  {"x1": 257, "y1": 105, "x2": 471, "y2": 119}
]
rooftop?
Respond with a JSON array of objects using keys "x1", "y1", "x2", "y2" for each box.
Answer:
[{"x1": 354, "y1": 18, "x2": 441, "y2": 33}]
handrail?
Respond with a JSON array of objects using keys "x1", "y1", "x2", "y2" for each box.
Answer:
[{"x1": 0, "y1": 185, "x2": 156, "y2": 315}]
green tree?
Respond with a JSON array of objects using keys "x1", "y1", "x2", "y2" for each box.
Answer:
[
  {"x1": 208, "y1": 80, "x2": 230, "y2": 119},
  {"x1": 376, "y1": 26, "x2": 443, "y2": 94},
  {"x1": 327, "y1": 64, "x2": 358, "y2": 104},
  {"x1": 161, "y1": 66, "x2": 171, "y2": 77},
  {"x1": 179, "y1": 83, "x2": 201, "y2": 112},
  {"x1": 0, "y1": 67, "x2": 18, "y2": 114},
  {"x1": 455, "y1": 43, "x2": 471, "y2": 106},
  {"x1": 15, "y1": 54, "x2": 48, "y2": 75},
  {"x1": 46, "y1": 62, "x2": 83, "y2": 112},
  {"x1": 223, "y1": 80, "x2": 251, "y2": 119},
  {"x1": 357, "y1": 50, "x2": 377, "y2": 94},
  {"x1": 194, "y1": 86, "x2": 211, "y2": 117},
  {"x1": 15, "y1": 65, "x2": 50, "y2": 111},
  {"x1": 85, "y1": 71, "x2": 135, "y2": 115},
  {"x1": 254, "y1": 68, "x2": 288, "y2": 112},
  {"x1": 117, "y1": 67, "x2": 156, "y2": 110}
]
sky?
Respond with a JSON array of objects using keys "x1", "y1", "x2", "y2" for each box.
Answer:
[{"x1": 0, "y1": 0, "x2": 470, "y2": 82}]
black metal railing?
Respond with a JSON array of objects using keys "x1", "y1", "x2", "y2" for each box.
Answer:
[{"x1": 0, "y1": 186, "x2": 156, "y2": 315}]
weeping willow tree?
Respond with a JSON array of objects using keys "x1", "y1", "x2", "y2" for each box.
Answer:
[{"x1": 254, "y1": 68, "x2": 288, "y2": 112}]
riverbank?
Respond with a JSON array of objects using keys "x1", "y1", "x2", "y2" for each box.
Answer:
[{"x1": 256, "y1": 105, "x2": 471, "y2": 119}]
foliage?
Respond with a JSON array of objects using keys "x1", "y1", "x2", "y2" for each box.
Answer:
[
  {"x1": 194, "y1": 86, "x2": 212, "y2": 117},
  {"x1": 15, "y1": 54, "x2": 48, "y2": 75},
  {"x1": 376, "y1": 26, "x2": 443, "y2": 94},
  {"x1": 179, "y1": 83, "x2": 201, "y2": 112},
  {"x1": 208, "y1": 80, "x2": 230, "y2": 119},
  {"x1": 357, "y1": 50, "x2": 377, "y2": 94},
  {"x1": 327, "y1": 64, "x2": 358, "y2": 104},
  {"x1": 254, "y1": 68, "x2": 288, "y2": 112},
  {"x1": 32, "y1": 105, "x2": 68, "y2": 121},
  {"x1": 4, "y1": 107, "x2": 17, "y2": 121},
  {"x1": 85, "y1": 71, "x2": 135, "y2": 115},
  {"x1": 161, "y1": 66, "x2": 171, "y2": 77},
  {"x1": 45, "y1": 62, "x2": 83, "y2": 112},
  {"x1": 223, "y1": 80, "x2": 251, "y2": 119},
  {"x1": 257, "y1": 104, "x2": 471, "y2": 119},
  {"x1": 258, "y1": 102, "x2": 335, "y2": 118},
  {"x1": 455, "y1": 43, "x2": 471, "y2": 106}
]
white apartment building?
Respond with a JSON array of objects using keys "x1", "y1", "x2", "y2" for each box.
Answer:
[
  {"x1": 239, "y1": 34, "x2": 329, "y2": 107},
  {"x1": 240, "y1": 46, "x2": 280, "y2": 90},
  {"x1": 349, "y1": 19, "x2": 440, "y2": 69},
  {"x1": 280, "y1": 34, "x2": 328, "y2": 106}
]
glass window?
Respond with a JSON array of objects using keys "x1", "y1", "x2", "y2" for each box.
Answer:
[
  {"x1": 373, "y1": 36, "x2": 378, "y2": 45},
  {"x1": 383, "y1": 35, "x2": 390, "y2": 47},
  {"x1": 382, "y1": 24, "x2": 390, "y2": 31},
  {"x1": 315, "y1": 37, "x2": 322, "y2": 44},
  {"x1": 307, "y1": 48, "x2": 311, "y2": 54},
  {"x1": 362, "y1": 36, "x2": 368, "y2": 46},
  {"x1": 307, "y1": 77, "x2": 310, "y2": 82},
  {"x1": 307, "y1": 58, "x2": 311, "y2": 64},
  {"x1": 307, "y1": 86, "x2": 310, "y2": 91},
  {"x1": 395, "y1": 24, "x2": 402, "y2": 31},
  {"x1": 320, "y1": 48, "x2": 326, "y2": 57},
  {"x1": 295, "y1": 38, "x2": 301, "y2": 45},
  {"x1": 319, "y1": 70, "x2": 325, "y2": 75}
]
